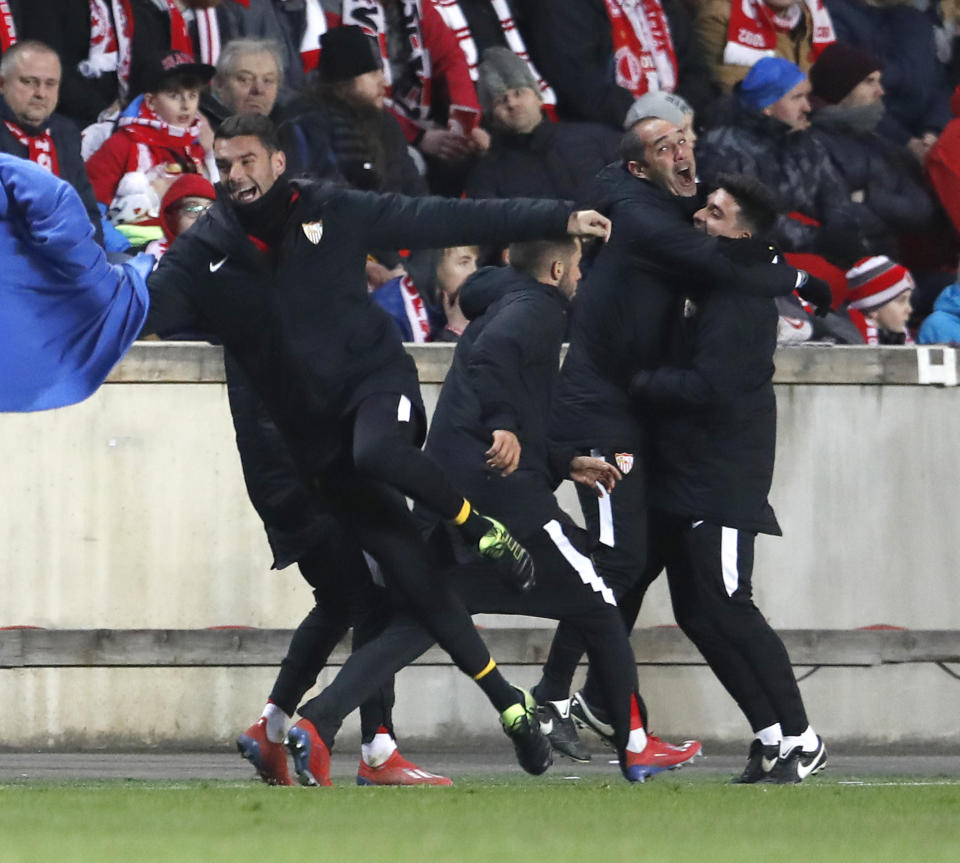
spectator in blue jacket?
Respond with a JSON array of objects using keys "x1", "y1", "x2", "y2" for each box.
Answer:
[{"x1": 918, "y1": 278, "x2": 960, "y2": 343}]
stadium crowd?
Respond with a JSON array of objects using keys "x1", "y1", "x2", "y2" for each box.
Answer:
[{"x1": 3, "y1": 0, "x2": 958, "y2": 789}]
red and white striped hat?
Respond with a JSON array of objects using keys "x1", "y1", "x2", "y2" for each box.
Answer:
[{"x1": 845, "y1": 256, "x2": 914, "y2": 312}]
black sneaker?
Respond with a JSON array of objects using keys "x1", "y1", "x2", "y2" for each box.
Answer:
[
  {"x1": 730, "y1": 738, "x2": 780, "y2": 784},
  {"x1": 764, "y1": 736, "x2": 827, "y2": 784},
  {"x1": 537, "y1": 701, "x2": 591, "y2": 763},
  {"x1": 477, "y1": 514, "x2": 536, "y2": 593},
  {"x1": 501, "y1": 688, "x2": 552, "y2": 775},
  {"x1": 570, "y1": 689, "x2": 616, "y2": 750}
]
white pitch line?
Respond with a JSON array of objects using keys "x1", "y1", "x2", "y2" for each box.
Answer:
[{"x1": 837, "y1": 781, "x2": 960, "y2": 787}]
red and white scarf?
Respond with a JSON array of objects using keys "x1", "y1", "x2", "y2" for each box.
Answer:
[
  {"x1": 724, "y1": 0, "x2": 835, "y2": 68},
  {"x1": 0, "y1": 0, "x2": 16, "y2": 53},
  {"x1": 118, "y1": 98, "x2": 206, "y2": 175},
  {"x1": 278, "y1": 0, "x2": 328, "y2": 73},
  {"x1": 432, "y1": 0, "x2": 556, "y2": 115},
  {"x1": 342, "y1": 0, "x2": 433, "y2": 123},
  {"x1": 108, "y1": 0, "x2": 221, "y2": 99},
  {"x1": 3, "y1": 120, "x2": 60, "y2": 175},
  {"x1": 603, "y1": 0, "x2": 677, "y2": 98},
  {"x1": 848, "y1": 308, "x2": 915, "y2": 345},
  {"x1": 399, "y1": 274, "x2": 432, "y2": 342},
  {"x1": 81, "y1": 0, "x2": 119, "y2": 79}
]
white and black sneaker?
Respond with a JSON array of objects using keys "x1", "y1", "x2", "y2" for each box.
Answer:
[
  {"x1": 537, "y1": 700, "x2": 591, "y2": 763},
  {"x1": 730, "y1": 738, "x2": 781, "y2": 784},
  {"x1": 569, "y1": 689, "x2": 616, "y2": 750},
  {"x1": 764, "y1": 736, "x2": 827, "y2": 784}
]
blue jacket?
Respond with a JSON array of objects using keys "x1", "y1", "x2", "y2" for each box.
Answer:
[
  {"x1": 0, "y1": 155, "x2": 150, "y2": 412},
  {"x1": 918, "y1": 283, "x2": 960, "y2": 345}
]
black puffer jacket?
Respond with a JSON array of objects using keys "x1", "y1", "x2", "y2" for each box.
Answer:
[
  {"x1": 698, "y1": 96, "x2": 881, "y2": 256},
  {"x1": 550, "y1": 163, "x2": 800, "y2": 451},
  {"x1": 465, "y1": 118, "x2": 619, "y2": 202}
]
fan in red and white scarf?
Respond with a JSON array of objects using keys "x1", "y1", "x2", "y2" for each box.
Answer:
[
  {"x1": 0, "y1": 0, "x2": 17, "y2": 55},
  {"x1": 602, "y1": 0, "x2": 678, "y2": 99},
  {"x1": 431, "y1": 0, "x2": 556, "y2": 118},
  {"x1": 844, "y1": 255, "x2": 916, "y2": 345},
  {"x1": 724, "y1": 0, "x2": 835, "y2": 69}
]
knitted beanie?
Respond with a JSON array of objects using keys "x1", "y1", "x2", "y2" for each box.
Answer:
[
  {"x1": 623, "y1": 91, "x2": 692, "y2": 130},
  {"x1": 845, "y1": 256, "x2": 914, "y2": 312},
  {"x1": 740, "y1": 57, "x2": 806, "y2": 111},
  {"x1": 809, "y1": 43, "x2": 882, "y2": 106},
  {"x1": 319, "y1": 26, "x2": 381, "y2": 83},
  {"x1": 160, "y1": 173, "x2": 216, "y2": 240},
  {"x1": 477, "y1": 47, "x2": 539, "y2": 114}
]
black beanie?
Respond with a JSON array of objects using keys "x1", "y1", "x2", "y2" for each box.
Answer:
[
  {"x1": 318, "y1": 26, "x2": 381, "y2": 83},
  {"x1": 809, "y1": 43, "x2": 882, "y2": 106}
]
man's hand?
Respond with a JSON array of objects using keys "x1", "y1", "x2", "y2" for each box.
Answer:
[
  {"x1": 567, "y1": 210, "x2": 611, "y2": 242},
  {"x1": 365, "y1": 259, "x2": 405, "y2": 289},
  {"x1": 420, "y1": 128, "x2": 473, "y2": 161},
  {"x1": 569, "y1": 455, "x2": 621, "y2": 496},
  {"x1": 486, "y1": 429, "x2": 521, "y2": 475}
]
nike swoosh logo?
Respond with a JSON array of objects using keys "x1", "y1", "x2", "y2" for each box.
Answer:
[
  {"x1": 691, "y1": 520, "x2": 704, "y2": 529},
  {"x1": 209, "y1": 256, "x2": 228, "y2": 273},
  {"x1": 797, "y1": 749, "x2": 823, "y2": 780},
  {"x1": 762, "y1": 755, "x2": 778, "y2": 772}
]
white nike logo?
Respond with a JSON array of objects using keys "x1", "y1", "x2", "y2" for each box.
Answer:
[
  {"x1": 209, "y1": 256, "x2": 228, "y2": 272},
  {"x1": 797, "y1": 747, "x2": 825, "y2": 780},
  {"x1": 762, "y1": 754, "x2": 779, "y2": 772}
]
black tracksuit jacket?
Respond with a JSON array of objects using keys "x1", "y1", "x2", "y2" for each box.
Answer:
[
  {"x1": 422, "y1": 266, "x2": 574, "y2": 539},
  {"x1": 550, "y1": 163, "x2": 799, "y2": 453},
  {"x1": 631, "y1": 288, "x2": 782, "y2": 536},
  {"x1": 145, "y1": 179, "x2": 571, "y2": 475}
]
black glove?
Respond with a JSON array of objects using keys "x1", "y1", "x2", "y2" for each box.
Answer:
[{"x1": 797, "y1": 272, "x2": 833, "y2": 317}]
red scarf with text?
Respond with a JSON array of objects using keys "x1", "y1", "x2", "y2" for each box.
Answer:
[
  {"x1": 3, "y1": 120, "x2": 60, "y2": 175},
  {"x1": 603, "y1": 0, "x2": 677, "y2": 97},
  {"x1": 724, "y1": 0, "x2": 835, "y2": 68},
  {"x1": 0, "y1": 0, "x2": 16, "y2": 53}
]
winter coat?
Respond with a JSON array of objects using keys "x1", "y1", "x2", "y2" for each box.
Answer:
[
  {"x1": 423, "y1": 265, "x2": 573, "y2": 538},
  {"x1": 0, "y1": 155, "x2": 149, "y2": 412},
  {"x1": 465, "y1": 117, "x2": 620, "y2": 201},
  {"x1": 550, "y1": 163, "x2": 800, "y2": 452},
  {"x1": 810, "y1": 109, "x2": 936, "y2": 241},
  {"x1": 695, "y1": 0, "x2": 828, "y2": 92},
  {"x1": 0, "y1": 97, "x2": 104, "y2": 245},
  {"x1": 630, "y1": 284, "x2": 782, "y2": 535},
  {"x1": 144, "y1": 179, "x2": 572, "y2": 475},
  {"x1": 698, "y1": 96, "x2": 879, "y2": 255},
  {"x1": 825, "y1": 0, "x2": 952, "y2": 143},
  {"x1": 522, "y1": 0, "x2": 715, "y2": 128},
  {"x1": 926, "y1": 88, "x2": 960, "y2": 234},
  {"x1": 918, "y1": 282, "x2": 960, "y2": 344}
]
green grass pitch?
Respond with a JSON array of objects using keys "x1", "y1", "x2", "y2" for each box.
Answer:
[{"x1": 2, "y1": 773, "x2": 958, "y2": 863}]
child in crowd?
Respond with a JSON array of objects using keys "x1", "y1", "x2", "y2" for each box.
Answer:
[
  {"x1": 86, "y1": 50, "x2": 215, "y2": 228},
  {"x1": 843, "y1": 256, "x2": 915, "y2": 345},
  {"x1": 145, "y1": 173, "x2": 216, "y2": 261}
]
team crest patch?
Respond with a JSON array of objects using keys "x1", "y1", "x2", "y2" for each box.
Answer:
[
  {"x1": 614, "y1": 452, "x2": 634, "y2": 475},
  {"x1": 302, "y1": 220, "x2": 323, "y2": 244}
]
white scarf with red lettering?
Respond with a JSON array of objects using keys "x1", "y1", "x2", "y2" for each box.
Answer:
[
  {"x1": 724, "y1": 0, "x2": 835, "y2": 68},
  {"x1": 0, "y1": 0, "x2": 16, "y2": 53},
  {"x1": 603, "y1": 0, "x2": 677, "y2": 97},
  {"x1": 342, "y1": 0, "x2": 433, "y2": 123},
  {"x1": 432, "y1": 0, "x2": 556, "y2": 114},
  {"x1": 3, "y1": 120, "x2": 60, "y2": 175}
]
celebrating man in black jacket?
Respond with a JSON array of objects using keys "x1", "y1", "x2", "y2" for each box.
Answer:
[
  {"x1": 144, "y1": 113, "x2": 611, "y2": 783},
  {"x1": 283, "y1": 240, "x2": 703, "y2": 784}
]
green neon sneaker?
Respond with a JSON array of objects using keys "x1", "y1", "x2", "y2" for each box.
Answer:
[
  {"x1": 501, "y1": 688, "x2": 552, "y2": 776},
  {"x1": 477, "y1": 515, "x2": 536, "y2": 593}
]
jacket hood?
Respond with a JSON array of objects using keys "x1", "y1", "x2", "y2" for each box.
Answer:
[
  {"x1": 933, "y1": 282, "x2": 960, "y2": 315},
  {"x1": 459, "y1": 265, "x2": 528, "y2": 319}
]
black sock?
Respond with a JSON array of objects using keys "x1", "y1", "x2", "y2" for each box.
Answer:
[
  {"x1": 474, "y1": 664, "x2": 523, "y2": 714},
  {"x1": 455, "y1": 504, "x2": 492, "y2": 544}
]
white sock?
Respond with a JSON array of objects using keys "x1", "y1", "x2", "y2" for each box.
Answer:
[
  {"x1": 361, "y1": 731, "x2": 397, "y2": 768},
  {"x1": 549, "y1": 698, "x2": 571, "y2": 718},
  {"x1": 781, "y1": 725, "x2": 819, "y2": 757},
  {"x1": 626, "y1": 727, "x2": 648, "y2": 753},
  {"x1": 756, "y1": 723, "x2": 782, "y2": 748},
  {"x1": 260, "y1": 703, "x2": 290, "y2": 744}
]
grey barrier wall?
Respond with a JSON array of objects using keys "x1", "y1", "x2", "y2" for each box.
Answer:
[{"x1": 0, "y1": 343, "x2": 958, "y2": 751}]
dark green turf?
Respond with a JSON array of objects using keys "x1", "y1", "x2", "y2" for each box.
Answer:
[{"x1": 1, "y1": 774, "x2": 958, "y2": 863}]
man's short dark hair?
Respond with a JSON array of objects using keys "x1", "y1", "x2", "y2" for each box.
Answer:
[
  {"x1": 215, "y1": 113, "x2": 280, "y2": 153},
  {"x1": 508, "y1": 237, "x2": 579, "y2": 279},
  {"x1": 713, "y1": 173, "x2": 781, "y2": 238},
  {"x1": 617, "y1": 121, "x2": 651, "y2": 166}
]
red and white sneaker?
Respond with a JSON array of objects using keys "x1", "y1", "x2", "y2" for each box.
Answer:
[
  {"x1": 285, "y1": 718, "x2": 333, "y2": 787},
  {"x1": 357, "y1": 751, "x2": 453, "y2": 786},
  {"x1": 236, "y1": 717, "x2": 293, "y2": 786},
  {"x1": 621, "y1": 735, "x2": 703, "y2": 783}
]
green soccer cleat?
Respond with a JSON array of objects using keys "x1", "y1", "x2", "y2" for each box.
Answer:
[
  {"x1": 477, "y1": 515, "x2": 536, "y2": 593},
  {"x1": 501, "y1": 688, "x2": 552, "y2": 776}
]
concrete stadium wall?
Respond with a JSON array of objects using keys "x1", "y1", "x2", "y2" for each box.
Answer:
[{"x1": 1, "y1": 343, "x2": 959, "y2": 752}]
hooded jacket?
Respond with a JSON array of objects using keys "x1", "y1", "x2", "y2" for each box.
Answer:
[
  {"x1": 550, "y1": 162, "x2": 800, "y2": 451},
  {"x1": 0, "y1": 155, "x2": 149, "y2": 412},
  {"x1": 917, "y1": 282, "x2": 960, "y2": 345},
  {"x1": 144, "y1": 178, "x2": 572, "y2": 474},
  {"x1": 422, "y1": 265, "x2": 574, "y2": 538}
]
